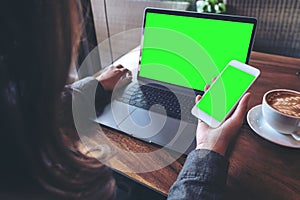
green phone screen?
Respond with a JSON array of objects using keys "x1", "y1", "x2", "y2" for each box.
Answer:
[
  {"x1": 196, "y1": 65, "x2": 255, "y2": 122},
  {"x1": 139, "y1": 12, "x2": 254, "y2": 91}
]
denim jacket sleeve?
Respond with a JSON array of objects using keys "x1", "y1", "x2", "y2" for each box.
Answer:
[
  {"x1": 71, "y1": 77, "x2": 111, "y2": 113},
  {"x1": 58, "y1": 77, "x2": 111, "y2": 128},
  {"x1": 167, "y1": 149, "x2": 229, "y2": 200}
]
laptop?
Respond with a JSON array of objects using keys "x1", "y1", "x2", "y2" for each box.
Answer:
[{"x1": 96, "y1": 8, "x2": 257, "y2": 155}]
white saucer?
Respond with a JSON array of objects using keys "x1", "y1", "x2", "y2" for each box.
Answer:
[{"x1": 247, "y1": 105, "x2": 300, "y2": 148}]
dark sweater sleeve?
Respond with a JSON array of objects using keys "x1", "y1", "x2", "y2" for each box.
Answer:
[
  {"x1": 167, "y1": 149, "x2": 229, "y2": 200},
  {"x1": 58, "y1": 77, "x2": 111, "y2": 129}
]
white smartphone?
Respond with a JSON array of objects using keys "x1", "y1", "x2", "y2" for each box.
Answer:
[{"x1": 191, "y1": 60, "x2": 260, "y2": 128}]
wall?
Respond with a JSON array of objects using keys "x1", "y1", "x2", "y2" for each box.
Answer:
[{"x1": 227, "y1": 0, "x2": 300, "y2": 58}]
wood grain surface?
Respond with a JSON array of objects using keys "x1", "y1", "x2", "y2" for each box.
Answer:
[{"x1": 98, "y1": 51, "x2": 300, "y2": 199}]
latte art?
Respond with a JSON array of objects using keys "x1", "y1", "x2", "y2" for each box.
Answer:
[{"x1": 266, "y1": 91, "x2": 300, "y2": 117}]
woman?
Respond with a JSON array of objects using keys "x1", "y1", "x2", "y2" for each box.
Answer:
[
  {"x1": 0, "y1": 1, "x2": 129, "y2": 199},
  {"x1": 0, "y1": 0, "x2": 250, "y2": 199}
]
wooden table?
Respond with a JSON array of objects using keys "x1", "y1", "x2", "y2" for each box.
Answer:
[{"x1": 100, "y1": 51, "x2": 300, "y2": 200}]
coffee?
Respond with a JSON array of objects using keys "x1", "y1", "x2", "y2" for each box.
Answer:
[{"x1": 266, "y1": 91, "x2": 300, "y2": 117}]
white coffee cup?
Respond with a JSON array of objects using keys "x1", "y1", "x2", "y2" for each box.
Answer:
[{"x1": 262, "y1": 89, "x2": 300, "y2": 135}]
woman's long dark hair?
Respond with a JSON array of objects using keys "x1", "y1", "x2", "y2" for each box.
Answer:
[{"x1": 0, "y1": 0, "x2": 114, "y2": 199}]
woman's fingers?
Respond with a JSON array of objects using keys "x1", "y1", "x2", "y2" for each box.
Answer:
[
  {"x1": 204, "y1": 84, "x2": 210, "y2": 92},
  {"x1": 234, "y1": 92, "x2": 251, "y2": 119},
  {"x1": 228, "y1": 92, "x2": 251, "y2": 125},
  {"x1": 115, "y1": 64, "x2": 124, "y2": 69},
  {"x1": 119, "y1": 67, "x2": 129, "y2": 73},
  {"x1": 118, "y1": 76, "x2": 132, "y2": 87},
  {"x1": 204, "y1": 77, "x2": 216, "y2": 92},
  {"x1": 195, "y1": 95, "x2": 202, "y2": 104}
]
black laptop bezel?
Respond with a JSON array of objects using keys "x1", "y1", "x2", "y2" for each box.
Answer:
[{"x1": 137, "y1": 7, "x2": 257, "y2": 94}]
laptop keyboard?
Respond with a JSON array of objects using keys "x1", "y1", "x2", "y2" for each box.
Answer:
[{"x1": 116, "y1": 84, "x2": 198, "y2": 123}]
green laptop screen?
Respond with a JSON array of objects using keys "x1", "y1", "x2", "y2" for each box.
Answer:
[{"x1": 139, "y1": 12, "x2": 255, "y2": 91}]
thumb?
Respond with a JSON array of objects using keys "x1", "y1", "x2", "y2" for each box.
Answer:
[{"x1": 228, "y1": 92, "x2": 251, "y2": 125}]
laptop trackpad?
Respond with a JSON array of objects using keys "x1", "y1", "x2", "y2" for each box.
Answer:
[
  {"x1": 95, "y1": 101, "x2": 136, "y2": 129},
  {"x1": 118, "y1": 108, "x2": 196, "y2": 153},
  {"x1": 118, "y1": 108, "x2": 170, "y2": 139}
]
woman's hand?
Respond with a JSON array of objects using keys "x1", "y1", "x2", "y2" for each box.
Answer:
[
  {"x1": 195, "y1": 84, "x2": 251, "y2": 156},
  {"x1": 96, "y1": 65, "x2": 132, "y2": 91}
]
